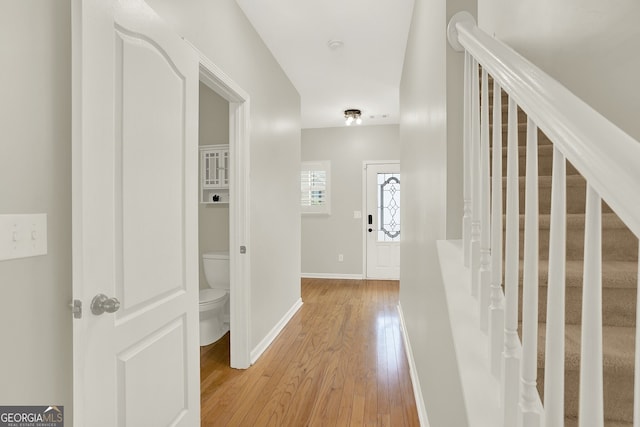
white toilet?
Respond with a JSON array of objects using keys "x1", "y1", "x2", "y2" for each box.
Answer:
[{"x1": 199, "y1": 251, "x2": 230, "y2": 346}]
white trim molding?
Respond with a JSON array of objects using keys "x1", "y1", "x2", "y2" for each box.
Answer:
[
  {"x1": 250, "y1": 298, "x2": 303, "y2": 364},
  {"x1": 189, "y1": 40, "x2": 253, "y2": 369},
  {"x1": 301, "y1": 273, "x2": 363, "y2": 280},
  {"x1": 397, "y1": 303, "x2": 431, "y2": 427}
]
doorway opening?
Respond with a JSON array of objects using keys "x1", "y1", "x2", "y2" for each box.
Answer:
[{"x1": 197, "y1": 52, "x2": 251, "y2": 369}]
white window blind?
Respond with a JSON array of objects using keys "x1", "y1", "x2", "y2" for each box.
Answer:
[{"x1": 301, "y1": 161, "x2": 331, "y2": 214}]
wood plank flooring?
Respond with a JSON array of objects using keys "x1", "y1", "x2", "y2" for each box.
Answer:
[{"x1": 200, "y1": 278, "x2": 421, "y2": 426}]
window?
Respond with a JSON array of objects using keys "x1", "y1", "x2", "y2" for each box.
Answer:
[
  {"x1": 301, "y1": 160, "x2": 331, "y2": 214},
  {"x1": 377, "y1": 172, "x2": 400, "y2": 242}
]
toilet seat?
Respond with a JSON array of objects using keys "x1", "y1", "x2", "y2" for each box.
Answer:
[{"x1": 199, "y1": 289, "x2": 227, "y2": 304}]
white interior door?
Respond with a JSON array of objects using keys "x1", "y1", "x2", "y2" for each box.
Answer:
[
  {"x1": 365, "y1": 162, "x2": 401, "y2": 279},
  {"x1": 72, "y1": 0, "x2": 200, "y2": 425}
]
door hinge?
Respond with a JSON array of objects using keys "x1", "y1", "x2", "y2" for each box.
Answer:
[
  {"x1": 240, "y1": 245, "x2": 247, "y2": 254},
  {"x1": 70, "y1": 299, "x2": 82, "y2": 319}
]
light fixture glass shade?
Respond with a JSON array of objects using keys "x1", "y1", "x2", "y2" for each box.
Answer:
[{"x1": 344, "y1": 109, "x2": 362, "y2": 126}]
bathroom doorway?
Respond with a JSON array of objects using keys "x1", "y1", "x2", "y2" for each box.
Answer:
[
  {"x1": 198, "y1": 54, "x2": 251, "y2": 370},
  {"x1": 198, "y1": 82, "x2": 231, "y2": 348}
]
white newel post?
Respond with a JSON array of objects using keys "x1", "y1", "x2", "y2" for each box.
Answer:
[
  {"x1": 447, "y1": 12, "x2": 476, "y2": 269},
  {"x1": 470, "y1": 58, "x2": 481, "y2": 297},
  {"x1": 479, "y1": 68, "x2": 492, "y2": 332},
  {"x1": 463, "y1": 51, "x2": 472, "y2": 268},
  {"x1": 488, "y1": 79, "x2": 504, "y2": 378},
  {"x1": 544, "y1": 147, "x2": 567, "y2": 427},
  {"x1": 520, "y1": 118, "x2": 541, "y2": 427},
  {"x1": 580, "y1": 185, "x2": 604, "y2": 426}
]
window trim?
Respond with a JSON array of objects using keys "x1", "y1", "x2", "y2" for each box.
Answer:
[{"x1": 301, "y1": 160, "x2": 331, "y2": 215}]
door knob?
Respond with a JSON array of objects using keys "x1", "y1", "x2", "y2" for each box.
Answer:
[{"x1": 91, "y1": 294, "x2": 121, "y2": 315}]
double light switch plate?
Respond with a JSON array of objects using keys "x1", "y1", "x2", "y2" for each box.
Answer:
[{"x1": 0, "y1": 214, "x2": 47, "y2": 261}]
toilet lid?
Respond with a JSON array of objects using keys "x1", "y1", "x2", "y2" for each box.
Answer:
[{"x1": 199, "y1": 289, "x2": 227, "y2": 303}]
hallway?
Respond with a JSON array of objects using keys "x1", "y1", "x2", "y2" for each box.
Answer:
[{"x1": 200, "y1": 279, "x2": 420, "y2": 426}]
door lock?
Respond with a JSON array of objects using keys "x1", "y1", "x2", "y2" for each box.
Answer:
[{"x1": 91, "y1": 294, "x2": 121, "y2": 315}]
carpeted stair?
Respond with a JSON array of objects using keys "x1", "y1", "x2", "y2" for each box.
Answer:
[{"x1": 487, "y1": 78, "x2": 638, "y2": 425}]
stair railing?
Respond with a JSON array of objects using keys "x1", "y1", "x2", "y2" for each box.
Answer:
[{"x1": 448, "y1": 11, "x2": 640, "y2": 427}]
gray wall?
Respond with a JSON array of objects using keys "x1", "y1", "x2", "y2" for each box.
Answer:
[
  {"x1": 398, "y1": 0, "x2": 468, "y2": 425},
  {"x1": 147, "y1": 0, "x2": 302, "y2": 349},
  {"x1": 478, "y1": 0, "x2": 640, "y2": 142},
  {"x1": 198, "y1": 83, "x2": 230, "y2": 288},
  {"x1": 0, "y1": 0, "x2": 73, "y2": 422},
  {"x1": 301, "y1": 125, "x2": 400, "y2": 277}
]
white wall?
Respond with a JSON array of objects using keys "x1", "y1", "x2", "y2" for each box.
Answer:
[
  {"x1": 478, "y1": 0, "x2": 640, "y2": 141},
  {"x1": 398, "y1": 0, "x2": 469, "y2": 424},
  {"x1": 0, "y1": 0, "x2": 73, "y2": 422},
  {"x1": 301, "y1": 125, "x2": 400, "y2": 277},
  {"x1": 198, "y1": 83, "x2": 230, "y2": 288},
  {"x1": 146, "y1": 0, "x2": 302, "y2": 350}
]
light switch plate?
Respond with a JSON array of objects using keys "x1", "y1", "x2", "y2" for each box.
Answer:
[
  {"x1": 353, "y1": 211, "x2": 362, "y2": 219},
  {"x1": 0, "y1": 214, "x2": 47, "y2": 261}
]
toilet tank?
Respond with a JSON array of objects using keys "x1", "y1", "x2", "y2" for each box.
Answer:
[{"x1": 202, "y1": 251, "x2": 230, "y2": 290}]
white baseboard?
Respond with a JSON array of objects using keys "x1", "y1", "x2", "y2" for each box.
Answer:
[
  {"x1": 301, "y1": 272, "x2": 363, "y2": 280},
  {"x1": 250, "y1": 298, "x2": 303, "y2": 364},
  {"x1": 397, "y1": 303, "x2": 431, "y2": 427}
]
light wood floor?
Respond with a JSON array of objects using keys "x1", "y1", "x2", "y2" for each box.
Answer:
[{"x1": 200, "y1": 278, "x2": 421, "y2": 426}]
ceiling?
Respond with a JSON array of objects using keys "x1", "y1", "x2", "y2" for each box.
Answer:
[{"x1": 235, "y1": 0, "x2": 415, "y2": 129}]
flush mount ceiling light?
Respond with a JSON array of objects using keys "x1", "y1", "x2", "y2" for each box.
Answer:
[{"x1": 344, "y1": 109, "x2": 362, "y2": 126}]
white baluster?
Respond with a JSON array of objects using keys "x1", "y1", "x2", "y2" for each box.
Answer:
[
  {"x1": 520, "y1": 118, "x2": 540, "y2": 427},
  {"x1": 479, "y1": 68, "x2": 492, "y2": 332},
  {"x1": 502, "y1": 95, "x2": 520, "y2": 427},
  {"x1": 580, "y1": 185, "x2": 604, "y2": 426},
  {"x1": 489, "y1": 80, "x2": 504, "y2": 378},
  {"x1": 544, "y1": 147, "x2": 566, "y2": 427},
  {"x1": 463, "y1": 51, "x2": 472, "y2": 269},
  {"x1": 470, "y1": 59, "x2": 481, "y2": 297},
  {"x1": 635, "y1": 240, "x2": 640, "y2": 427}
]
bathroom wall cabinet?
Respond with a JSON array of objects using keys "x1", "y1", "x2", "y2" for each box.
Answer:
[{"x1": 200, "y1": 144, "x2": 230, "y2": 204}]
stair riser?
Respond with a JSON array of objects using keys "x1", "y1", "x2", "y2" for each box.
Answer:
[
  {"x1": 489, "y1": 127, "x2": 551, "y2": 147},
  {"x1": 492, "y1": 146, "x2": 580, "y2": 178},
  {"x1": 517, "y1": 222, "x2": 638, "y2": 261},
  {"x1": 518, "y1": 286, "x2": 636, "y2": 327},
  {"x1": 485, "y1": 106, "x2": 527, "y2": 124},
  {"x1": 501, "y1": 178, "x2": 614, "y2": 214}
]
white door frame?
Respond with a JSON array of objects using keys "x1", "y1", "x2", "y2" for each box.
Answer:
[
  {"x1": 196, "y1": 50, "x2": 252, "y2": 369},
  {"x1": 362, "y1": 160, "x2": 400, "y2": 279}
]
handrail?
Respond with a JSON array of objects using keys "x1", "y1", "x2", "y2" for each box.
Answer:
[{"x1": 447, "y1": 12, "x2": 640, "y2": 238}]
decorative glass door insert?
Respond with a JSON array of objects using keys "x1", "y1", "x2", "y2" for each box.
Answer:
[{"x1": 377, "y1": 173, "x2": 400, "y2": 241}]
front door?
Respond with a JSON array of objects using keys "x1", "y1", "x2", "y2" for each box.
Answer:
[
  {"x1": 72, "y1": 0, "x2": 200, "y2": 425},
  {"x1": 365, "y1": 162, "x2": 401, "y2": 279}
]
